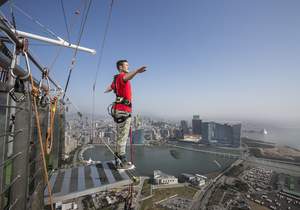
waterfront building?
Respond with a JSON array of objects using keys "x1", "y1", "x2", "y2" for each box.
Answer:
[
  {"x1": 202, "y1": 122, "x2": 214, "y2": 144},
  {"x1": 154, "y1": 170, "x2": 178, "y2": 185},
  {"x1": 133, "y1": 115, "x2": 142, "y2": 129},
  {"x1": 232, "y1": 124, "x2": 242, "y2": 147},
  {"x1": 181, "y1": 173, "x2": 206, "y2": 187},
  {"x1": 181, "y1": 173, "x2": 195, "y2": 182},
  {"x1": 180, "y1": 134, "x2": 201, "y2": 143},
  {"x1": 152, "y1": 128, "x2": 161, "y2": 140},
  {"x1": 132, "y1": 128, "x2": 145, "y2": 144},
  {"x1": 55, "y1": 202, "x2": 78, "y2": 210},
  {"x1": 180, "y1": 120, "x2": 189, "y2": 135},
  {"x1": 64, "y1": 131, "x2": 77, "y2": 159},
  {"x1": 172, "y1": 128, "x2": 182, "y2": 139},
  {"x1": 143, "y1": 129, "x2": 153, "y2": 141},
  {"x1": 192, "y1": 115, "x2": 202, "y2": 135},
  {"x1": 160, "y1": 128, "x2": 170, "y2": 139},
  {"x1": 202, "y1": 122, "x2": 241, "y2": 147}
]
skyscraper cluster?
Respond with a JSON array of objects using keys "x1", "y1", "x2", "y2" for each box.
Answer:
[
  {"x1": 180, "y1": 120, "x2": 189, "y2": 135},
  {"x1": 179, "y1": 115, "x2": 241, "y2": 147},
  {"x1": 192, "y1": 115, "x2": 202, "y2": 135},
  {"x1": 202, "y1": 122, "x2": 241, "y2": 147}
]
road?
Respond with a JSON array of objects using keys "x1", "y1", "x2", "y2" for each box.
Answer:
[
  {"x1": 73, "y1": 146, "x2": 80, "y2": 165},
  {"x1": 167, "y1": 144, "x2": 240, "y2": 159},
  {"x1": 190, "y1": 159, "x2": 244, "y2": 210},
  {"x1": 245, "y1": 157, "x2": 300, "y2": 176},
  {"x1": 133, "y1": 176, "x2": 148, "y2": 210}
]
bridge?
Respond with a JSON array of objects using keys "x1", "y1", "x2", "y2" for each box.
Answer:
[{"x1": 167, "y1": 144, "x2": 241, "y2": 159}]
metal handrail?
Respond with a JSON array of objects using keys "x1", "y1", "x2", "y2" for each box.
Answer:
[
  {"x1": 8, "y1": 198, "x2": 19, "y2": 210},
  {"x1": 0, "y1": 105, "x2": 24, "y2": 110},
  {"x1": 0, "y1": 175, "x2": 20, "y2": 196},
  {"x1": 28, "y1": 168, "x2": 42, "y2": 183},
  {"x1": 0, "y1": 152, "x2": 22, "y2": 168},
  {"x1": 0, "y1": 129, "x2": 23, "y2": 138}
]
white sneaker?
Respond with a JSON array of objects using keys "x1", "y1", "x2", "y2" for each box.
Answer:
[{"x1": 117, "y1": 161, "x2": 135, "y2": 171}]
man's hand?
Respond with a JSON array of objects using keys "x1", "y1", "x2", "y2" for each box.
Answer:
[
  {"x1": 123, "y1": 65, "x2": 147, "y2": 82},
  {"x1": 137, "y1": 66, "x2": 147, "y2": 73}
]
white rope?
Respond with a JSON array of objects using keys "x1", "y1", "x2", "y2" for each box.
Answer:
[{"x1": 12, "y1": 3, "x2": 60, "y2": 39}]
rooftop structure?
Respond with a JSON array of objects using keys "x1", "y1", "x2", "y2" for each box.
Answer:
[
  {"x1": 181, "y1": 173, "x2": 206, "y2": 187},
  {"x1": 154, "y1": 170, "x2": 178, "y2": 185},
  {"x1": 180, "y1": 134, "x2": 201, "y2": 143},
  {"x1": 44, "y1": 162, "x2": 132, "y2": 204}
]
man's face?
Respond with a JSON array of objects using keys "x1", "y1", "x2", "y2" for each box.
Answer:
[{"x1": 119, "y1": 62, "x2": 129, "y2": 73}]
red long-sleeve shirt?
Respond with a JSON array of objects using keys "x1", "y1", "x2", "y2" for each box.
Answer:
[{"x1": 110, "y1": 72, "x2": 132, "y2": 113}]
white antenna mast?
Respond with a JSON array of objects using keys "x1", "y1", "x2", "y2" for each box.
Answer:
[{"x1": 15, "y1": 29, "x2": 96, "y2": 55}]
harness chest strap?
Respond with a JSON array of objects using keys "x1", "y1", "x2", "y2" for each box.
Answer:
[
  {"x1": 113, "y1": 74, "x2": 131, "y2": 107},
  {"x1": 115, "y1": 96, "x2": 131, "y2": 106}
]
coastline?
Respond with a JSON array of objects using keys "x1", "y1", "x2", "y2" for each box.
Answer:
[{"x1": 78, "y1": 144, "x2": 95, "y2": 162}]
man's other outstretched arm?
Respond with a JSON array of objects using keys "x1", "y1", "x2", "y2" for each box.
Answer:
[
  {"x1": 104, "y1": 85, "x2": 113, "y2": 93},
  {"x1": 123, "y1": 66, "x2": 147, "y2": 82}
]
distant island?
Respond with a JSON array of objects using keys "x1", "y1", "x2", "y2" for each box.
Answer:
[
  {"x1": 242, "y1": 137, "x2": 300, "y2": 164},
  {"x1": 243, "y1": 128, "x2": 268, "y2": 135}
]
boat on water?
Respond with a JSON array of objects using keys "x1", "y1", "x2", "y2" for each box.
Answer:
[
  {"x1": 86, "y1": 157, "x2": 100, "y2": 165},
  {"x1": 262, "y1": 129, "x2": 268, "y2": 135},
  {"x1": 170, "y1": 149, "x2": 181, "y2": 159}
]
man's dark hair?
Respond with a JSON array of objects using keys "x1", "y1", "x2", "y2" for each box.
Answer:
[{"x1": 116, "y1": 60, "x2": 128, "y2": 70}]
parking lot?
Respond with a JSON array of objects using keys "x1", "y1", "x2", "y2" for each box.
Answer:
[{"x1": 158, "y1": 196, "x2": 192, "y2": 210}]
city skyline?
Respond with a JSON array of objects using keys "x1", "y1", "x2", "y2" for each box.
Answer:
[{"x1": 1, "y1": 0, "x2": 299, "y2": 125}]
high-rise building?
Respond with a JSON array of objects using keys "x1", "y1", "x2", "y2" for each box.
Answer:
[
  {"x1": 201, "y1": 122, "x2": 211, "y2": 144},
  {"x1": 192, "y1": 115, "x2": 202, "y2": 135},
  {"x1": 201, "y1": 122, "x2": 241, "y2": 147},
  {"x1": 232, "y1": 124, "x2": 242, "y2": 147},
  {"x1": 133, "y1": 114, "x2": 142, "y2": 129},
  {"x1": 144, "y1": 129, "x2": 153, "y2": 141},
  {"x1": 132, "y1": 128, "x2": 145, "y2": 144},
  {"x1": 180, "y1": 120, "x2": 189, "y2": 135},
  {"x1": 173, "y1": 129, "x2": 182, "y2": 139},
  {"x1": 160, "y1": 128, "x2": 170, "y2": 139}
]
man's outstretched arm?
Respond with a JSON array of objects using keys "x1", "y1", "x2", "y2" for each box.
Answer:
[
  {"x1": 104, "y1": 85, "x2": 113, "y2": 93},
  {"x1": 123, "y1": 66, "x2": 147, "y2": 82}
]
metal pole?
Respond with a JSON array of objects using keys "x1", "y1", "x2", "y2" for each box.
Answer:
[
  {"x1": 58, "y1": 103, "x2": 66, "y2": 168},
  {"x1": 0, "y1": 81, "x2": 10, "y2": 209},
  {"x1": 15, "y1": 30, "x2": 96, "y2": 55},
  {"x1": 0, "y1": 45, "x2": 16, "y2": 209},
  {"x1": 28, "y1": 104, "x2": 48, "y2": 210},
  {"x1": 9, "y1": 82, "x2": 31, "y2": 210}
]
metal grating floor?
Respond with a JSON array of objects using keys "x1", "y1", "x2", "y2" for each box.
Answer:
[{"x1": 44, "y1": 161, "x2": 132, "y2": 204}]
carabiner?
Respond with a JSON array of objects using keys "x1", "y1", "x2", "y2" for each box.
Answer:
[
  {"x1": 9, "y1": 48, "x2": 18, "y2": 79},
  {"x1": 19, "y1": 51, "x2": 31, "y2": 80}
]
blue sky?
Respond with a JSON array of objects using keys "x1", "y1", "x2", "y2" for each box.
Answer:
[{"x1": 2, "y1": 0, "x2": 300, "y2": 124}]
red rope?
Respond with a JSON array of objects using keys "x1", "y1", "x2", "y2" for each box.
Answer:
[
  {"x1": 129, "y1": 126, "x2": 134, "y2": 163},
  {"x1": 127, "y1": 126, "x2": 134, "y2": 209}
]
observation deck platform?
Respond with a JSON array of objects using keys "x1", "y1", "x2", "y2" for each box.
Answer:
[{"x1": 44, "y1": 161, "x2": 132, "y2": 204}]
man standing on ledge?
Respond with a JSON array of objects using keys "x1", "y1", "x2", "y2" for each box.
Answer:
[{"x1": 105, "y1": 60, "x2": 146, "y2": 170}]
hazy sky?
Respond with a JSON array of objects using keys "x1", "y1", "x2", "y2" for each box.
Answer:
[{"x1": 2, "y1": 0, "x2": 300, "y2": 124}]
